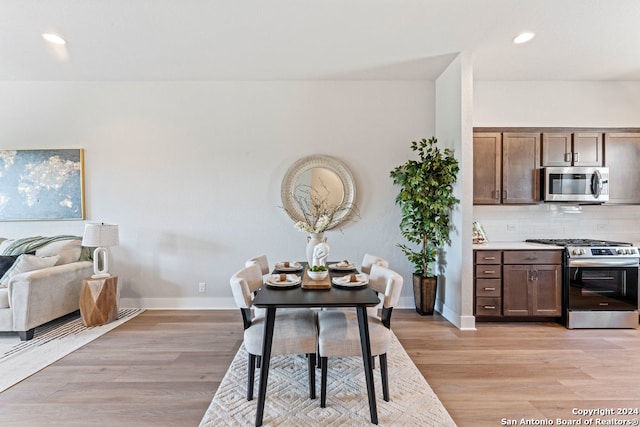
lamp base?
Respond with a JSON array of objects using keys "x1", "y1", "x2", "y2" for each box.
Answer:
[{"x1": 91, "y1": 273, "x2": 112, "y2": 279}]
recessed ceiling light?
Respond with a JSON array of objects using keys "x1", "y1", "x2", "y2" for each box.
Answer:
[
  {"x1": 42, "y1": 33, "x2": 66, "y2": 45},
  {"x1": 513, "y1": 32, "x2": 535, "y2": 44}
]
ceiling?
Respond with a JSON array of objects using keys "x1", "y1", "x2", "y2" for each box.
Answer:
[{"x1": 1, "y1": 0, "x2": 639, "y2": 82}]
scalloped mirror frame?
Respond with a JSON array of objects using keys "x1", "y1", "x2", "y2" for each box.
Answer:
[{"x1": 281, "y1": 154, "x2": 356, "y2": 230}]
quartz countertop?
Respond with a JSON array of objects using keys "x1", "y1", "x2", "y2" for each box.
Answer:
[{"x1": 473, "y1": 241, "x2": 564, "y2": 250}]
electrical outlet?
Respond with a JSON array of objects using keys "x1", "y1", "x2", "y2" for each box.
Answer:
[
  {"x1": 198, "y1": 282, "x2": 206, "y2": 293},
  {"x1": 597, "y1": 223, "x2": 607, "y2": 231},
  {"x1": 507, "y1": 224, "x2": 518, "y2": 231}
]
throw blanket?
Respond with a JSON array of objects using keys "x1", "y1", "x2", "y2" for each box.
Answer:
[{"x1": 2, "y1": 236, "x2": 93, "y2": 261}]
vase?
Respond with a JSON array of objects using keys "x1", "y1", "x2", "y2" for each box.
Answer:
[{"x1": 306, "y1": 232, "x2": 326, "y2": 266}]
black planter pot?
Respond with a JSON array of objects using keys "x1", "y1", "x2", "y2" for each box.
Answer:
[{"x1": 413, "y1": 274, "x2": 437, "y2": 315}]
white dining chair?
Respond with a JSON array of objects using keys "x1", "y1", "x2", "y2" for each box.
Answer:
[
  {"x1": 245, "y1": 254, "x2": 270, "y2": 276},
  {"x1": 360, "y1": 253, "x2": 389, "y2": 316},
  {"x1": 317, "y1": 264, "x2": 403, "y2": 407},
  {"x1": 229, "y1": 263, "x2": 318, "y2": 401},
  {"x1": 360, "y1": 253, "x2": 389, "y2": 275}
]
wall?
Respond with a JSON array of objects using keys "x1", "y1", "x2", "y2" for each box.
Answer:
[
  {"x1": 473, "y1": 81, "x2": 640, "y2": 246},
  {"x1": 0, "y1": 81, "x2": 434, "y2": 309},
  {"x1": 435, "y1": 52, "x2": 475, "y2": 329}
]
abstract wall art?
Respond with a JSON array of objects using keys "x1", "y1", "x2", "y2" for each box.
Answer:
[{"x1": 0, "y1": 149, "x2": 85, "y2": 221}]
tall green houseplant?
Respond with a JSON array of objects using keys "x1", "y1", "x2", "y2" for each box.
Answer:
[{"x1": 390, "y1": 137, "x2": 460, "y2": 314}]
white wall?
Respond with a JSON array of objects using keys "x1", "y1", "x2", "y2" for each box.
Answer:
[
  {"x1": 435, "y1": 52, "x2": 475, "y2": 329},
  {"x1": 0, "y1": 81, "x2": 434, "y2": 309},
  {"x1": 473, "y1": 81, "x2": 640, "y2": 246}
]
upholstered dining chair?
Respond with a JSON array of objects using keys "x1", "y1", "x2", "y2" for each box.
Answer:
[
  {"x1": 245, "y1": 254, "x2": 270, "y2": 276},
  {"x1": 360, "y1": 253, "x2": 389, "y2": 316},
  {"x1": 360, "y1": 253, "x2": 389, "y2": 275},
  {"x1": 317, "y1": 264, "x2": 403, "y2": 407},
  {"x1": 229, "y1": 263, "x2": 318, "y2": 401}
]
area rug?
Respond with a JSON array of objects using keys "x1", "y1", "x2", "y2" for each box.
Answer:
[
  {"x1": 199, "y1": 332, "x2": 457, "y2": 426},
  {"x1": 0, "y1": 308, "x2": 144, "y2": 393}
]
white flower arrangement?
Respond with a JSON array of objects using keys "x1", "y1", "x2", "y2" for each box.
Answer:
[{"x1": 286, "y1": 183, "x2": 358, "y2": 234}]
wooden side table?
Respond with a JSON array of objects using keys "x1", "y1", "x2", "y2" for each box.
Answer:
[{"x1": 79, "y1": 276, "x2": 119, "y2": 327}]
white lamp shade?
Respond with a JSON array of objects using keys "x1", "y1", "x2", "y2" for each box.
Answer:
[
  {"x1": 82, "y1": 223, "x2": 119, "y2": 247},
  {"x1": 82, "y1": 223, "x2": 119, "y2": 279}
]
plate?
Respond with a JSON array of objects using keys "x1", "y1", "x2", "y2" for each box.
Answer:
[
  {"x1": 328, "y1": 261, "x2": 356, "y2": 271},
  {"x1": 274, "y1": 261, "x2": 303, "y2": 272},
  {"x1": 265, "y1": 274, "x2": 301, "y2": 289},
  {"x1": 331, "y1": 274, "x2": 368, "y2": 289}
]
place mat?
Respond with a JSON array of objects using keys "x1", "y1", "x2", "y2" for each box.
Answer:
[
  {"x1": 328, "y1": 260, "x2": 356, "y2": 271},
  {"x1": 274, "y1": 261, "x2": 303, "y2": 272},
  {"x1": 265, "y1": 273, "x2": 301, "y2": 289},
  {"x1": 301, "y1": 266, "x2": 331, "y2": 289}
]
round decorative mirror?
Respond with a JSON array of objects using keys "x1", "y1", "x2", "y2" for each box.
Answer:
[{"x1": 281, "y1": 155, "x2": 356, "y2": 230}]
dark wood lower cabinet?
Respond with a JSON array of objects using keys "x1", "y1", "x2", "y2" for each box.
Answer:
[
  {"x1": 474, "y1": 249, "x2": 562, "y2": 321},
  {"x1": 503, "y1": 264, "x2": 562, "y2": 317}
]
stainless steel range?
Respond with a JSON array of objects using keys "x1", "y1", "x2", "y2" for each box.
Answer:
[{"x1": 526, "y1": 238, "x2": 639, "y2": 329}]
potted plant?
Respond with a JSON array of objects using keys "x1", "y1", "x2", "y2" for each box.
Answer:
[{"x1": 389, "y1": 137, "x2": 460, "y2": 315}]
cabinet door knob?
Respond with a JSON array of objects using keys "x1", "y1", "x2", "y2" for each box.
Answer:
[
  {"x1": 484, "y1": 287, "x2": 496, "y2": 291},
  {"x1": 484, "y1": 305, "x2": 496, "y2": 310},
  {"x1": 573, "y1": 152, "x2": 579, "y2": 162},
  {"x1": 483, "y1": 270, "x2": 496, "y2": 274},
  {"x1": 483, "y1": 256, "x2": 496, "y2": 260}
]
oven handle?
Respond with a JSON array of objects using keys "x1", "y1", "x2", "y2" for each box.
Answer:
[{"x1": 568, "y1": 259, "x2": 640, "y2": 268}]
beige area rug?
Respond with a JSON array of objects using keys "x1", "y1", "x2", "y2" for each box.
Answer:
[
  {"x1": 200, "y1": 332, "x2": 457, "y2": 426},
  {"x1": 0, "y1": 308, "x2": 144, "y2": 393}
]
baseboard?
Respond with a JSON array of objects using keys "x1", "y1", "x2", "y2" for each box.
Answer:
[{"x1": 438, "y1": 301, "x2": 477, "y2": 330}]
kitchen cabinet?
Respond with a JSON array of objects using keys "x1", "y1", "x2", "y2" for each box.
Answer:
[
  {"x1": 604, "y1": 132, "x2": 640, "y2": 204},
  {"x1": 541, "y1": 132, "x2": 603, "y2": 167},
  {"x1": 474, "y1": 250, "x2": 502, "y2": 317},
  {"x1": 473, "y1": 132, "x2": 540, "y2": 204},
  {"x1": 502, "y1": 251, "x2": 562, "y2": 317},
  {"x1": 474, "y1": 249, "x2": 562, "y2": 320}
]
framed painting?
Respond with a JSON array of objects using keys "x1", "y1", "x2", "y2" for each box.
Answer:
[{"x1": 0, "y1": 149, "x2": 85, "y2": 221}]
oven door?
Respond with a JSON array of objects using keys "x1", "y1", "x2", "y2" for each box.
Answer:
[{"x1": 567, "y1": 266, "x2": 638, "y2": 311}]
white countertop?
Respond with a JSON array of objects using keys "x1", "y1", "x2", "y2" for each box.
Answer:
[{"x1": 473, "y1": 241, "x2": 564, "y2": 250}]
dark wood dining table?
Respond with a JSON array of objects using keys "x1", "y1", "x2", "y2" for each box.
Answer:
[{"x1": 251, "y1": 263, "x2": 381, "y2": 426}]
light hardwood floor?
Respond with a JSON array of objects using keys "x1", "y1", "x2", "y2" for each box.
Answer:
[{"x1": 1, "y1": 310, "x2": 639, "y2": 426}]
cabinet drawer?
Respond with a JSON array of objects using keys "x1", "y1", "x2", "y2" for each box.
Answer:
[
  {"x1": 476, "y1": 297, "x2": 501, "y2": 316},
  {"x1": 503, "y1": 250, "x2": 562, "y2": 265},
  {"x1": 475, "y1": 250, "x2": 501, "y2": 264},
  {"x1": 475, "y1": 265, "x2": 501, "y2": 278},
  {"x1": 476, "y1": 279, "x2": 501, "y2": 297}
]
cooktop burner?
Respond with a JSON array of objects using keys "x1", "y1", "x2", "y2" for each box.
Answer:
[{"x1": 525, "y1": 238, "x2": 633, "y2": 247}]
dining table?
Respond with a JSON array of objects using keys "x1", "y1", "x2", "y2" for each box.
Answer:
[{"x1": 251, "y1": 262, "x2": 381, "y2": 426}]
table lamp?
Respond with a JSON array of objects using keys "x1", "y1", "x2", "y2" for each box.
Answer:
[{"x1": 82, "y1": 223, "x2": 119, "y2": 279}]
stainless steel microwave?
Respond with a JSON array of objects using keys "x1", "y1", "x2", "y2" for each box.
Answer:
[{"x1": 542, "y1": 167, "x2": 609, "y2": 203}]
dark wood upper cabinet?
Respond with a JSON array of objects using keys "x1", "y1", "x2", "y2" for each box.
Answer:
[
  {"x1": 501, "y1": 133, "x2": 540, "y2": 204},
  {"x1": 473, "y1": 132, "x2": 540, "y2": 205},
  {"x1": 473, "y1": 132, "x2": 501, "y2": 204},
  {"x1": 474, "y1": 127, "x2": 640, "y2": 205},
  {"x1": 541, "y1": 132, "x2": 603, "y2": 166},
  {"x1": 605, "y1": 132, "x2": 640, "y2": 204}
]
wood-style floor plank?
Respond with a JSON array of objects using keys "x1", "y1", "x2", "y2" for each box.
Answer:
[{"x1": 1, "y1": 309, "x2": 639, "y2": 427}]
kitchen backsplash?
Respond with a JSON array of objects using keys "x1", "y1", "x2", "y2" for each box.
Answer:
[{"x1": 474, "y1": 204, "x2": 640, "y2": 245}]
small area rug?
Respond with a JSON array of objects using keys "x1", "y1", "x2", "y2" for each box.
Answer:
[
  {"x1": 0, "y1": 308, "x2": 144, "y2": 393},
  {"x1": 199, "y1": 332, "x2": 456, "y2": 426}
]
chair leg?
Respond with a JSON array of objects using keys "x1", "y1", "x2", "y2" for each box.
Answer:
[
  {"x1": 308, "y1": 353, "x2": 316, "y2": 399},
  {"x1": 247, "y1": 353, "x2": 256, "y2": 401},
  {"x1": 257, "y1": 355, "x2": 262, "y2": 369},
  {"x1": 380, "y1": 353, "x2": 389, "y2": 401},
  {"x1": 320, "y1": 356, "x2": 328, "y2": 408}
]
